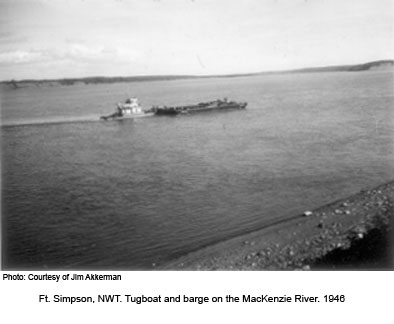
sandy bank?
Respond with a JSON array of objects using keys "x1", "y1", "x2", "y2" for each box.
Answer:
[{"x1": 162, "y1": 181, "x2": 393, "y2": 270}]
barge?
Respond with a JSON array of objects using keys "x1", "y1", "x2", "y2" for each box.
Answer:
[{"x1": 148, "y1": 98, "x2": 247, "y2": 115}]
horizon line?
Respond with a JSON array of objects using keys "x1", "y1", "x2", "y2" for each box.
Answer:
[{"x1": 2, "y1": 59, "x2": 393, "y2": 83}]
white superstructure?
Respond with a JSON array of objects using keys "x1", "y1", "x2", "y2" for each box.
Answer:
[{"x1": 118, "y1": 97, "x2": 143, "y2": 115}]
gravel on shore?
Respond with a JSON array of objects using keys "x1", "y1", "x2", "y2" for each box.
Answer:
[{"x1": 162, "y1": 181, "x2": 394, "y2": 270}]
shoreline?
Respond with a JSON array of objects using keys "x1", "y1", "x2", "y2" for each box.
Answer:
[
  {"x1": 162, "y1": 181, "x2": 393, "y2": 270},
  {"x1": 1, "y1": 60, "x2": 392, "y2": 86}
]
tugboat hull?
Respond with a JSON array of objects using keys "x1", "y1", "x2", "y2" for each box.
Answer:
[{"x1": 100, "y1": 113, "x2": 154, "y2": 121}]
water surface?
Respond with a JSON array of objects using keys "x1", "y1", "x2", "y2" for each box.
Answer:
[{"x1": 2, "y1": 71, "x2": 393, "y2": 269}]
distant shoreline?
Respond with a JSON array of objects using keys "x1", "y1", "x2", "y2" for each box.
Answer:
[{"x1": 2, "y1": 59, "x2": 393, "y2": 88}]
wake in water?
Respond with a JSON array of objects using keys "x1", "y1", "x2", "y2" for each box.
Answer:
[{"x1": 1, "y1": 114, "x2": 155, "y2": 127}]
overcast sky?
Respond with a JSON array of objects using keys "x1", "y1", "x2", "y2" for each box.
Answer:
[{"x1": 0, "y1": 0, "x2": 393, "y2": 81}]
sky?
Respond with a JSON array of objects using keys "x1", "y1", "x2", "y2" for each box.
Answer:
[{"x1": 0, "y1": 0, "x2": 393, "y2": 81}]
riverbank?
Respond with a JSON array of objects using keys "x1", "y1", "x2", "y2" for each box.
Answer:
[
  {"x1": 2, "y1": 60, "x2": 392, "y2": 89},
  {"x1": 162, "y1": 181, "x2": 393, "y2": 270}
]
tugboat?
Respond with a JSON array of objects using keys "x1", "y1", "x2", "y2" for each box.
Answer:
[
  {"x1": 149, "y1": 98, "x2": 247, "y2": 115},
  {"x1": 100, "y1": 98, "x2": 153, "y2": 120}
]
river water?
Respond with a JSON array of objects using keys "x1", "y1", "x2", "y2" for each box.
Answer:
[{"x1": 1, "y1": 70, "x2": 393, "y2": 269}]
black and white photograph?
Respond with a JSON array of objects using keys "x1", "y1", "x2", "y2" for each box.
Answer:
[{"x1": 1, "y1": 0, "x2": 393, "y2": 271}]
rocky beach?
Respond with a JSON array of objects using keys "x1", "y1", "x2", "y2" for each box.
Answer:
[{"x1": 163, "y1": 181, "x2": 394, "y2": 270}]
